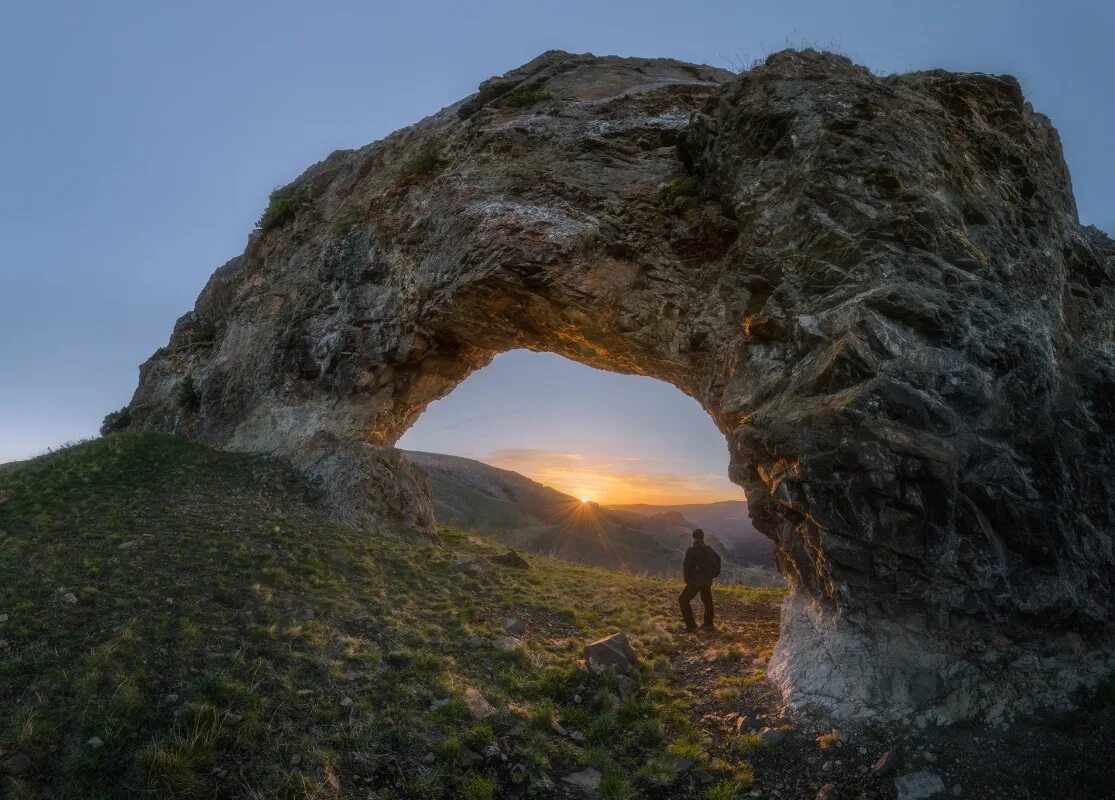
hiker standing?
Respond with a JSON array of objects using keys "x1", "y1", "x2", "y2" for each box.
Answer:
[{"x1": 679, "y1": 528, "x2": 721, "y2": 631}]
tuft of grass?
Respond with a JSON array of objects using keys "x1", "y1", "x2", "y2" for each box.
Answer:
[
  {"x1": 705, "y1": 779, "x2": 748, "y2": 800},
  {"x1": 396, "y1": 140, "x2": 446, "y2": 180},
  {"x1": 599, "y1": 771, "x2": 638, "y2": 800},
  {"x1": 258, "y1": 183, "x2": 309, "y2": 232},
  {"x1": 659, "y1": 175, "x2": 703, "y2": 210},
  {"x1": 494, "y1": 83, "x2": 552, "y2": 109},
  {"x1": 816, "y1": 729, "x2": 839, "y2": 749},
  {"x1": 459, "y1": 773, "x2": 495, "y2": 800}
]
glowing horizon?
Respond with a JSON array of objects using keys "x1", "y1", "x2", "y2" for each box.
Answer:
[{"x1": 481, "y1": 447, "x2": 744, "y2": 507}]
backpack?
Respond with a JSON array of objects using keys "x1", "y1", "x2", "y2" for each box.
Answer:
[{"x1": 692, "y1": 544, "x2": 721, "y2": 582}]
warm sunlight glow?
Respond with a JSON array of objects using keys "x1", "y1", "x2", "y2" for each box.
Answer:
[{"x1": 482, "y1": 449, "x2": 745, "y2": 506}]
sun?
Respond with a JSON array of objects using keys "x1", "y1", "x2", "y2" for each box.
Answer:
[{"x1": 579, "y1": 494, "x2": 591, "y2": 503}]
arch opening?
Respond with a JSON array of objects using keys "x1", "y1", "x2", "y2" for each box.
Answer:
[{"x1": 395, "y1": 348, "x2": 778, "y2": 583}]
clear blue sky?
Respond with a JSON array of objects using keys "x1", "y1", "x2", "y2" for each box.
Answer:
[{"x1": 2, "y1": 2, "x2": 1112, "y2": 495}]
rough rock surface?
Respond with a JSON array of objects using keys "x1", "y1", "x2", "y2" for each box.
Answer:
[{"x1": 126, "y1": 49, "x2": 1115, "y2": 722}]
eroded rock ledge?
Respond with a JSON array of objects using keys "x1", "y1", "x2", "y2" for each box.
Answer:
[{"x1": 126, "y1": 49, "x2": 1115, "y2": 723}]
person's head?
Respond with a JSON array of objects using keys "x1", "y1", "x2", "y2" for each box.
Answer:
[{"x1": 692, "y1": 528, "x2": 704, "y2": 542}]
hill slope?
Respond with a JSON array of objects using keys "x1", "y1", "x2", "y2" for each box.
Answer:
[
  {"x1": 403, "y1": 451, "x2": 779, "y2": 585},
  {"x1": 606, "y1": 502, "x2": 774, "y2": 568},
  {"x1": 2, "y1": 434, "x2": 1113, "y2": 798},
  {"x1": 0, "y1": 433, "x2": 781, "y2": 799}
]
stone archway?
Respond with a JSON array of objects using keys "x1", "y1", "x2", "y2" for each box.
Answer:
[{"x1": 128, "y1": 49, "x2": 1115, "y2": 723}]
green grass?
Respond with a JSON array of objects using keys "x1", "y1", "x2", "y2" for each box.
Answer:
[
  {"x1": 396, "y1": 140, "x2": 446, "y2": 181},
  {"x1": 494, "y1": 83, "x2": 552, "y2": 109},
  {"x1": 659, "y1": 175, "x2": 703, "y2": 211},
  {"x1": 0, "y1": 433, "x2": 781, "y2": 798}
]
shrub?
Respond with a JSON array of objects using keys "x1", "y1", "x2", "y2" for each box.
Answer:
[
  {"x1": 495, "y1": 83, "x2": 552, "y2": 109},
  {"x1": 100, "y1": 407, "x2": 132, "y2": 436},
  {"x1": 396, "y1": 140, "x2": 446, "y2": 180},
  {"x1": 176, "y1": 376, "x2": 200, "y2": 413},
  {"x1": 258, "y1": 184, "x2": 309, "y2": 232}
]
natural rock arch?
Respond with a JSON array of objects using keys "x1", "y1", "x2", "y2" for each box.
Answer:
[{"x1": 128, "y1": 49, "x2": 1115, "y2": 723}]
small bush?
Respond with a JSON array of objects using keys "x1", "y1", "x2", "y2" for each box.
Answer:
[
  {"x1": 176, "y1": 376, "x2": 200, "y2": 413},
  {"x1": 258, "y1": 184, "x2": 309, "y2": 232},
  {"x1": 495, "y1": 83, "x2": 552, "y2": 109},
  {"x1": 100, "y1": 407, "x2": 132, "y2": 436},
  {"x1": 190, "y1": 321, "x2": 217, "y2": 344},
  {"x1": 397, "y1": 140, "x2": 445, "y2": 180},
  {"x1": 659, "y1": 176, "x2": 702, "y2": 210}
]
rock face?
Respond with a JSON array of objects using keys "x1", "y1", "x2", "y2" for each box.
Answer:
[{"x1": 126, "y1": 49, "x2": 1115, "y2": 722}]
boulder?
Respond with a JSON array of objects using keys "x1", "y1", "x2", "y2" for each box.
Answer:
[
  {"x1": 894, "y1": 771, "x2": 946, "y2": 800},
  {"x1": 562, "y1": 767, "x2": 602, "y2": 792},
  {"x1": 124, "y1": 47, "x2": 1115, "y2": 723},
  {"x1": 584, "y1": 632, "x2": 638, "y2": 675},
  {"x1": 503, "y1": 617, "x2": 525, "y2": 636},
  {"x1": 488, "y1": 550, "x2": 529, "y2": 569}
]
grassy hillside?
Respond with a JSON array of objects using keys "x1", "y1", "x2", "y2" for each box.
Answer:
[{"x1": 0, "y1": 434, "x2": 783, "y2": 799}]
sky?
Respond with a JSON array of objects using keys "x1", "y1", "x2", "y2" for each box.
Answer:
[{"x1": 2, "y1": 2, "x2": 1113, "y2": 502}]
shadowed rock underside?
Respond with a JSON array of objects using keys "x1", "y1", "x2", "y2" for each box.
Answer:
[{"x1": 127, "y1": 49, "x2": 1115, "y2": 723}]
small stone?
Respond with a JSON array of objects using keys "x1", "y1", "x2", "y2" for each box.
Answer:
[
  {"x1": 562, "y1": 767, "x2": 601, "y2": 791},
  {"x1": 816, "y1": 784, "x2": 837, "y2": 800},
  {"x1": 166, "y1": 693, "x2": 179, "y2": 702},
  {"x1": 118, "y1": 540, "x2": 137, "y2": 550},
  {"x1": 422, "y1": 752, "x2": 435, "y2": 764},
  {"x1": 672, "y1": 756, "x2": 694, "y2": 772},
  {"x1": 494, "y1": 636, "x2": 522, "y2": 653},
  {"x1": 503, "y1": 617, "x2": 525, "y2": 636},
  {"x1": 822, "y1": 760, "x2": 833, "y2": 772},
  {"x1": 2, "y1": 752, "x2": 32, "y2": 775},
  {"x1": 488, "y1": 550, "x2": 530, "y2": 569},
  {"x1": 757, "y1": 726, "x2": 784, "y2": 745},
  {"x1": 463, "y1": 687, "x2": 495, "y2": 719},
  {"x1": 573, "y1": 694, "x2": 582, "y2": 704},
  {"x1": 0, "y1": 614, "x2": 8, "y2": 625},
  {"x1": 61, "y1": 592, "x2": 78, "y2": 604},
  {"x1": 894, "y1": 771, "x2": 946, "y2": 800},
  {"x1": 616, "y1": 674, "x2": 636, "y2": 701},
  {"x1": 584, "y1": 632, "x2": 638, "y2": 675},
  {"x1": 871, "y1": 750, "x2": 898, "y2": 777},
  {"x1": 290, "y1": 753, "x2": 302, "y2": 766},
  {"x1": 225, "y1": 713, "x2": 244, "y2": 725},
  {"x1": 951, "y1": 784, "x2": 961, "y2": 796},
  {"x1": 340, "y1": 696, "x2": 353, "y2": 707},
  {"x1": 87, "y1": 736, "x2": 104, "y2": 749},
  {"x1": 569, "y1": 731, "x2": 586, "y2": 743}
]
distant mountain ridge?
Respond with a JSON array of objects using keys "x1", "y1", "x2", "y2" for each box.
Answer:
[{"x1": 404, "y1": 450, "x2": 779, "y2": 586}]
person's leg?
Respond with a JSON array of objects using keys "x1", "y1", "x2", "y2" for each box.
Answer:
[
  {"x1": 678, "y1": 584, "x2": 699, "y2": 629},
  {"x1": 699, "y1": 586, "x2": 714, "y2": 628}
]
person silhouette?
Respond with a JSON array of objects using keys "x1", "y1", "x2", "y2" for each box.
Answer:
[{"x1": 679, "y1": 529, "x2": 721, "y2": 631}]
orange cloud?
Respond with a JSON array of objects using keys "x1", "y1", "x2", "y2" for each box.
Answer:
[{"x1": 482, "y1": 449, "x2": 744, "y2": 506}]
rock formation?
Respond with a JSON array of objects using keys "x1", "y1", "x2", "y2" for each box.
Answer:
[{"x1": 126, "y1": 49, "x2": 1115, "y2": 723}]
